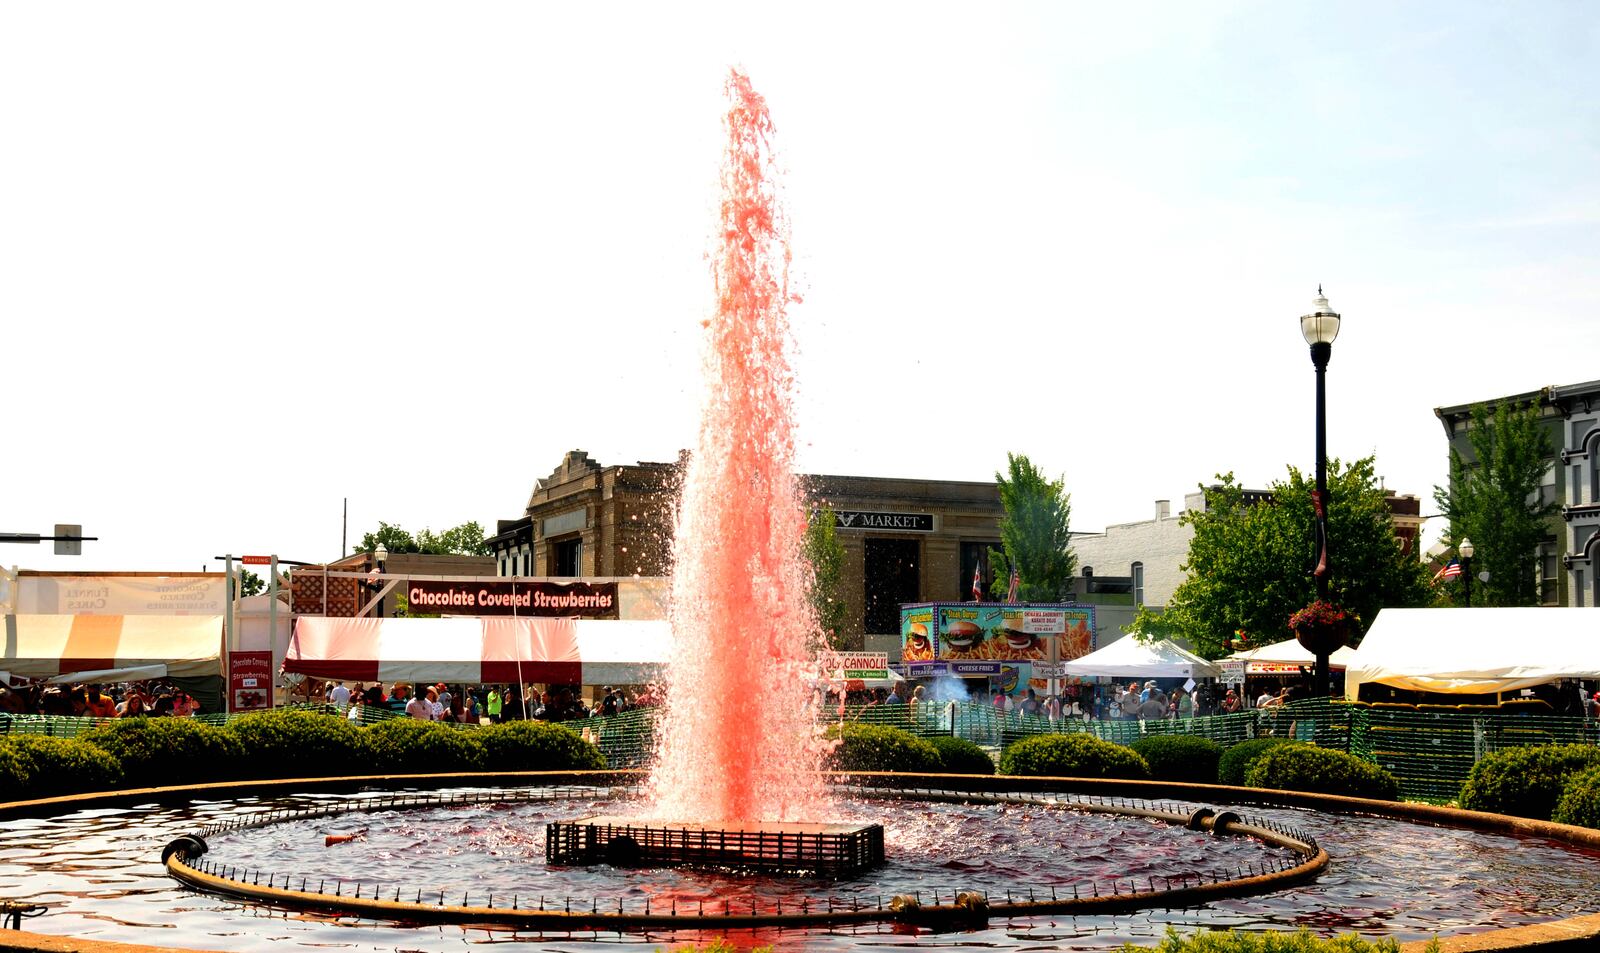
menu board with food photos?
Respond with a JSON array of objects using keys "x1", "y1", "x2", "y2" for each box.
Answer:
[{"x1": 900, "y1": 603, "x2": 1095, "y2": 664}]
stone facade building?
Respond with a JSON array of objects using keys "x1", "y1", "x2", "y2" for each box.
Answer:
[
  {"x1": 486, "y1": 451, "x2": 1004, "y2": 647},
  {"x1": 1437, "y1": 379, "x2": 1600, "y2": 607}
]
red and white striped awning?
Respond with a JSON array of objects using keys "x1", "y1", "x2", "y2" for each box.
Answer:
[{"x1": 284, "y1": 616, "x2": 668, "y2": 685}]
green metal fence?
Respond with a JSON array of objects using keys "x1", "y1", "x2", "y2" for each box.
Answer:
[{"x1": 9, "y1": 698, "x2": 1600, "y2": 804}]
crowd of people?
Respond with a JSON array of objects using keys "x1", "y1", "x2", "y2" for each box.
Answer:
[
  {"x1": 317, "y1": 680, "x2": 661, "y2": 724},
  {"x1": 0, "y1": 681, "x2": 202, "y2": 718}
]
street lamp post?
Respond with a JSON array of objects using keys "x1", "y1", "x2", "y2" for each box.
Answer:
[
  {"x1": 370, "y1": 544, "x2": 389, "y2": 618},
  {"x1": 1459, "y1": 537, "x2": 1474, "y2": 608},
  {"x1": 1300, "y1": 287, "x2": 1342, "y2": 697}
]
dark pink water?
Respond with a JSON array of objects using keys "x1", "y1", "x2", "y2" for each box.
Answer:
[
  {"x1": 8, "y1": 787, "x2": 1600, "y2": 951},
  {"x1": 650, "y1": 69, "x2": 828, "y2": 824}
]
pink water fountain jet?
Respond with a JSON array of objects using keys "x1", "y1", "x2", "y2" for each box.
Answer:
[{"x1": 647, "y1": 69, "x2": 832, "y2": 826}]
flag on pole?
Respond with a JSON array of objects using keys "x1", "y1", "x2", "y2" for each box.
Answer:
[
  {"x1": 971, "y1": 563, "x2": 983, "y2": 602},
  {"x1": 1432, "y1": 559, "x2": 1462, "y2": 583},
  {"x1": 1006, "y1": 564, "x2": 1021, "y2": 604}
]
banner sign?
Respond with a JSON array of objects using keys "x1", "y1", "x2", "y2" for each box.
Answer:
[
  {"x1": 921, "y1": 603, "x2": 1095, "y2": 662},
  {"x1": 832, "y1": 651, "x2": 889, "y2": 679},
  {"x1": 1247, "y1": 660, "x2": 1322, "y2": 675},
  {"x1": 228, "y1": 650, "x2": 273, "y2": 713},
  {"x1": 832, "y1": 510, "x2": 934, "y2": 532},
  {"x1": 405, "y1": 580, "x2": 619, "y2": 618},
  {"x1": 16, "y1": 574, "x2": 226, "y2": 616},
  {"x1": 1031, "y1": 662, "x2": 1067, "y2": 679},
  {"x1": 1219, "y1": 659, "x2": 1246, "y2": 684}
]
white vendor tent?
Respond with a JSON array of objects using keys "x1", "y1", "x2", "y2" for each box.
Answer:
[
  {"x1": 1063, "y1": 636, "x2": 1220, "y2": 680},
  {"x1": 284, "y1": 616, "x2": 669, "y2": 685},
  {"x1": 1344, "y1": 607, "x2": 1600, "y2": 699},
  {"x1": 1229, "y1": 638, "x2": 1359, "y2": 674},
  {"x1": 1, "y1": 614, "x2": 225, "y2": 681}
]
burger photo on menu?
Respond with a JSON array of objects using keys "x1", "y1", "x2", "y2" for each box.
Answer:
[
  {"x1": 990, "y1": 626, "x2": 1046, "y2": 661},
  {"x1": 939, "y1": 618, "x2": 988, "y2": 659},
  {"x1": 902, "y1": 621, "x2": 935, "y2": 661}
]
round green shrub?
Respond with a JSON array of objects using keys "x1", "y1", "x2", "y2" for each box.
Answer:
[
  {"x1": 1552, "y1": 764, "x2": 1600, "y2": 828},
  {"x1": 80, "y1": 718, "x2": 244, "y2": 788},
  {"x1": 1127, "y1": 926, "x2": 1412, "y2": 951},
  {"x1": 0, "y1": 745, "x2": 33, "y2": 796},
  {"x1": 998, "y1": 733, "x2": 1150, "y2": 779},
  {"x1": 225, "y1": 709, "x2": 371, "y2": 780},
  {"x1": 1217, "y1": 737, "x2": 1303, "y2": 786},
  {"x1": 2, "y1": 736, "x2": 123, "y2": 797},
  {"x1": 1459, "y1": 744, "x2": 1600, "y2": 820},
  {"x1": 822, "y1": 723, "x2": 943, "y2": 774},
  {"x1": 475, "y1": 720, "x2": 606, "y2": 771},
  {"x1": 364, "y1": 719, "x2": 485, "y2": 773},
  {"x1": 1243, "y1": 744, "x2": 1399, "y2": 800},
  {"x1": 924, "y1": 735, "x2": 995, "y2": 775},
  {"x1": 1130, "y1": 735, "x2": 1223, "y2": 784}
]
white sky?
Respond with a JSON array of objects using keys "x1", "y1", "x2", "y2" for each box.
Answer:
[{"x1": 4, "y1": 2, "x2": 1597, "y2": 573}]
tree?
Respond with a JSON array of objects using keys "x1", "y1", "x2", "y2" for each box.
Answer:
[
  {"x1": 986, "y1": 453, "x2": 1076, "y2": 602},
  {"x1": 1135, "y1": 456, "x2": 1430, "y2": 659},
  {"x1": 350, "y1": 521, "x2": 490, "y2": 557},
  {"x1": 237, "y1": 568, "x2": 265, "y2": 598},
  {"x1": 1433, "y1": 400, "x2": 1558, "y2": 606},
  {"x1": 804, "y1": 505, "x2": 848, "y2": 649}
]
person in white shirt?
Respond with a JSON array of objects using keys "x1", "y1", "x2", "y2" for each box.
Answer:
[
  {"x1": 406, "y1": 690, "x2": 435, "y2": 721},
  {"x1": 427, "y1": 686, "x2": 444, "y2": 720},
  {"x1": 329, "y1": 682, "x2": 351, "y2": 706}
]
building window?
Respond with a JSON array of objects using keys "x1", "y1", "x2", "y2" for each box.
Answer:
[
  {"x1": 554, "y1": 538, "x2": 582, "y2": 577},
  {"x1": 1578, "y1": 569, "x2": 1586, "y2": 608},
  {"x1": 1132, "y1": 562, "x2": 1145, "y2": 606}
]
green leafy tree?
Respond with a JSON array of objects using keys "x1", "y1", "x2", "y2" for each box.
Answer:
[
  {"x1": 351, "y1": 521, "x2": 489, "y2": 557},
  {"x1": 804, "y1": 505, "x2": 848, "y2": 649},
  {"x1": 986, "y1": 453, "x2": 1076, "y2": 602},
  {"x1": 1433, "y1": 399, "x2": 1558, "y2": 606},
  {"x1": 237, "y1": 568, "x2": 265, "y2": 598},
  {"x1": 1134, "y1": 456, "x2": 1430, "y2": 659}
]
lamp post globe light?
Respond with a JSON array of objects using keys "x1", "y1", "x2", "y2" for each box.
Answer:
[
  {"x1": 1459, "y1": 537, "x2": 1474, "y2": 608},
  {"x1": 1300, "y1": 287, "x2": 1341, "y2": 697}
]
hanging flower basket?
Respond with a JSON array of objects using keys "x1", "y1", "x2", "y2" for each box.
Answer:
[{"x1": 1289, "y1": 600, "x2": 1351, "y2": 656}]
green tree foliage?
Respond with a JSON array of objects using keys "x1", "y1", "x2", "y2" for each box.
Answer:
[
  {"x1": 1432, "y1": 400, "x2": 1558, "y2": 606},
  {"x1": 804, "y1": 506, "x2": 848, "y2": 649},
  {"x1": 987, "y1": 453, "x2": 1076, "y2": 602},
  {"x1": 1134, "y1": 456, "x2": 1430, "y2": 659},
  {"x1": 352, "y1": 520, "x2": 490, "y2": 557},
  {"x1": 237, "y1": 568, "x2": 265, "y2": 598}
]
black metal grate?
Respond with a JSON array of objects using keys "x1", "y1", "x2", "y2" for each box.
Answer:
[{"x1": 546, "y1": 816, "x2": 885, "y2": 877}]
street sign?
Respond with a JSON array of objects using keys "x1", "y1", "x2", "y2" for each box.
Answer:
[
  {"x1": 240, "y1": 555, "x2": 272, "y2": 565},
  {"x1": 54, "y1": 525, "x2": 82, "y2": 556}
]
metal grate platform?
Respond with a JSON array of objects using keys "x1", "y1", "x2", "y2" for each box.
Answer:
[{"x1": 545, "y1": 816, "x2": 884, "y2": 877}]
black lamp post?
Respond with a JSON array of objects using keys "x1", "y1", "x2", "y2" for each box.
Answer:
[
  {"x1": 1459, "y1": 537, "x2": 1474, "y2": 608},
  {"x1": 1300, "y1": 287, "x2": 1342, "y2": 697}
]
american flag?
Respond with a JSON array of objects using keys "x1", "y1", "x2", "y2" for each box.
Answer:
[
  {"x1": 1006, "y1": 564, "x2": 1021, "y2": 603},
  {"x1": 1433, "y1": 559, "x2": 1462, "y2": 583},
  {"x1": 971, "y1": 563, "x2": 983, "y2": 602}
]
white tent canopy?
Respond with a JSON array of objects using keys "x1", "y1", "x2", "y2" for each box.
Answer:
[
  {"x1": 1063, "y1": 636, "x2": 1220, "y2": 680},
  {"x1": 1229, "y1": 638, "x2": 1359, "y2": 669},
  {"x1": 1344, "y1": 607, "x2": 1600, "y2": 699}
]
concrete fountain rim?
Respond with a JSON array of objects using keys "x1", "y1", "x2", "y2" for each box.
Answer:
[{"x1": 1, "y1": 769, "x2": 1597, "y2": 953}]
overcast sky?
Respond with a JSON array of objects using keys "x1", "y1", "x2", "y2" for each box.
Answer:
[{"x1": 4, "y1": 2, "x2": 1597, "y2": 574}]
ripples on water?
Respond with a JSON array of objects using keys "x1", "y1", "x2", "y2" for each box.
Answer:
[{"x1": 4, "y1": 786, "x2": 1600, "y2": 952}]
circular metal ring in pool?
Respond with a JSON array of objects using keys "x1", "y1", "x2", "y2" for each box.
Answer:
[{"x1": 161, "y1": 785, "x2": 1328, "y2": 930}]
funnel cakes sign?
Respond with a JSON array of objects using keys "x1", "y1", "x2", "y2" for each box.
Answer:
[{"x1": 405, "y1": 580, "x2": 618, "y2": 619}]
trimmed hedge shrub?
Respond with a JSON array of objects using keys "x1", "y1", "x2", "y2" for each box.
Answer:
[
  {"x1": 1218, "y1": 737, "x2": 1302, "y2": 787},
  {"x1": 998, "y1": 733, "x2": 1149, "y2": 779},
  {"x1": 1130, "y1": 735, "x2": 1223, "y2": 784},
  {"x1": 924, "y1": 735, "x2": 995, "y2": 775},
  {"x1": 475, "y1": 720, "x2": 605, "y2": 772},
  {"x1": 0, "y1": 745, "x2": 33, "y2": 794},
  {"x1": 225, "y1": 710, "x2": 370, "y2": 780},
  {"x1": 1122, "y1": 926, "x2": 1425, "y2": 951},
  {"x1": 1552, "y1": 764, "x2": 1600, "y2": 828},
  {"x1": 1243, "y1": 745, "x2": 1399, "y2": 801},
  {"x1": 364, "y1": 719, "x2": 486, "y2": 773},
  {"x1": 80, "y1": 718, "x2": 244, "y2": 788},
  {"x1": 822, "y1": 723, "x2": 943, "y2": 774},
  {"x1": 1459, "y1": 744, "x2": 1600, "y2": 820},
  {"x1": 2, "y1": 736, "x2": 123, "y2": 798}
]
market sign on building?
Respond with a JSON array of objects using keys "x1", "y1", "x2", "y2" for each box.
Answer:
[
  {"x1": 831, "y1": 511, "x2": 935, "y2": 532},
  {"x1": 405, "y1": 580, "x2": 619, "y2": 619}
]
